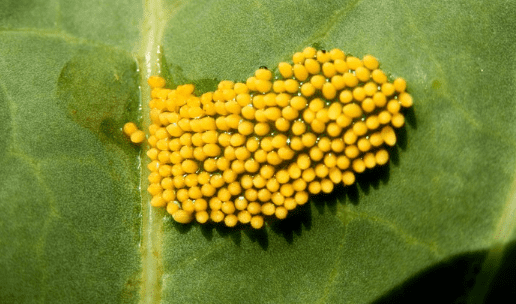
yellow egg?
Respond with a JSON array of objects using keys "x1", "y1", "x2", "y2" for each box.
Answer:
[
  {"x1": 372, "y1": 69, "x2": 387, "y2": 84},
  {"x1": 316, "y1": 50, "x2": 331, "y2": 63},
  {"x1": 234, "y1": 147, "x2": 250, "y2": 161},
  {"x1": 123, "y1": 122, "x2": 138, "y2": 136},
  {"x1": 196, "y1": 211, "x2": 209, "y2": 224},
  {"x1": 363, "y1": 153, "x2": 376, "y2": 169},
  {"x1": 362, "y1": 55, "x2": 379, "y2": 70},
  {"x1": 273, "y1": 80, "x2": 286, "y2": 93},
  {"x1": 352, "y1": 159, "x2": 366, "y2": 173},
  {"x1": 337, "y1": 155, "x2": 350, "y2": 170},
  {"x1": 278, "y1": 62, "x2": 293, "y2": 78},
  {"x1": 343, "y1": 73, "x2": 358, "y2": 87},
  {"x1": 166, "y1": 202, "x2": 179, "y2": 215},
  {"x1": 210, "y1": 210, "x2": 225, "y2": 223},
  {"x1": 343, "y1": 103, "x2": 363, "y2": 118},
  {"x1": 292, "y1": 179, "x2": 307, "y2": 192},
  {"x1": 255, "y1": 67, "x2": 272, "y2": 81},
  {"x1": 235, "y1": 197, "x2": 248, "y2": 211},
  {"x1": 130, "y1": 130, "x2": 146, "y2": 144},
  {"x1": 283, "y1": 197, "x2": 297, "y2": 211},
  {"x1": 331, "y1": 138, "x2": 345, "y2": 153},
  {"x1": 221, "y1": 201, "x2": 236, "y2": 214},
  {"x1": 247, "y1": 202, "x2": 262, "y2": 215},
  {"x1": 334, "y1": 59, "x2": 348, "y2": 73},
  {"x1": 376, "y1": 149, "x2": 390, "y2": 165},
  {"x1": 301, "y1": 168, "x2": 316, "y2": 182},
  {"x1": 399, "y1": 92, "x2": 413, "y2": 107},
  {"x1": 355, "y1": 67, "x2": 370, "y2": 82},
  {"x1": 282, "y1": 106, "x2": 299, "y2": 121},
  {"x1": 322, "y1": 83, "x2": 337, "y2": 100},
  {"x1": 381, "y1": 126, "x2": 397, "y2": 146},
  {"x1": 262, "y1": 203, "x2": 276, "y2": 216},
  {"x1": 293, "y1": 64, "x2": 309, "y2": 81},
  {"x1": 342, "y1": 171, "x2": 355, "y2": 186},
  {"x1": 382, "y1": 83, "x2": 396, "y2": 97},
  {"x1": 284, "y1": 79, "x2": 300, "y2": 93},
  {"x1": 339, "y1": 90, "x2": 353, "y2": 104},
  {"x1": 391, "y1": 113, "x2": 405, "y2": 128},
  {"x1": 394, "y1": 77, "x2": 407, "y2": 92},
  {"x1": 304, "y1": 58, "x2": 321, "y2": 74},
  {"x1": 173, "y1": 210, "x2": 194, "y2": 224},
  {"x1": 329, "y1": 167, "x2": 342, "y2": 184},
  {"x1": 238, "y1": 210, "x2": 252, "y2": 224},
  {"x1": 250, "y1": 216, "x2": 264, "y2": 229},
  {"x1": 300, "y1": 82, "x2": 316, "y2": 97},
  {"x1": 352, "y1": 87, "x2": 366, "y2": 102},
  {"x1": 150, "y1": 194, "x2": 167, "y2": 207},
  {"x1": 359, "y1": 98, "x2": 374, "y2": 114},
  {"x1": 322, "y1": 62, "x2": 337, "y2": 78},
  {"x1": 290, "y1": 96, "x2": 307, "y2": 110},
  {"x1": 331, "y1": 75, "x2": 346, "y2": 91},
  {"x1": 224, "y1": 214, "x2": 238, "y2": 227},
  {"x1": 310, "y1": 74, "x2": 326, "y2": 89},
  {"x1": 275, "y1": 207, "x2": 288, "y2": 220},
  {"x1": 320, "y1": 179, "x2": 334, "y2": 194},
  {"x1": 308, "y1": 181, "x2": 321, "y2": 194},
  {"x1": 303, "y1": 46, "x2": 317, "y2": 59}
]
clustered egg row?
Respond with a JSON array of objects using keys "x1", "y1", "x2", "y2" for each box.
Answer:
[{"x1": 124, "y1": 46, "x2": 413, "y2": 229}]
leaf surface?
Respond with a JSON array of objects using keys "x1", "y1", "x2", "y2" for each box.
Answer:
[{"x1": 1, "y1": 0, "x2": 516, "y2": 303}]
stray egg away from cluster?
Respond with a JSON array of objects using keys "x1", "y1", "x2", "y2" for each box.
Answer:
[{"x1": 124, "y1": 46, "x2": 413, "y2": 229}]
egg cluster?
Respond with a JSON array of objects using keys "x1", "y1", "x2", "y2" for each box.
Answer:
[{"x1": 131, "y1": 47, "x2": 413, "y2": 229}]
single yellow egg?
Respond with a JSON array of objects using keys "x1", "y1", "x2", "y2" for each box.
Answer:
[
  {"x1": 130, "y1": 130, "x2": 146, "y2": 143},
  {"x1": 173, "y1": 210, "x2": 194, "y2": 224},
  {"x1": 304, "y1": 58, "x2": 321, "y2": 74},
  {"x1": 275, "y1": 207, "x2": 288, "y2": 220},
  {"x1": 238, "y1": 210, "x2": 252, "y2": 224},
  {"x1": 250, "y1": 216, "x2": 264, "y2": 229},
  {"x1": 278, "y1": 62, "x2": 293, "y2": 78},
  {"x1": 148, "y1": 76, "x2": 166, "y2": 89}
]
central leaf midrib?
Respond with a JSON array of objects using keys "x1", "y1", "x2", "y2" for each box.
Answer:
[{"x1": 138, "y1": 0, "x2": 173, "y2": 303}]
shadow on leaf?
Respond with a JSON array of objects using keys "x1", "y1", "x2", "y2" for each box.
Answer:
[
  {"x1": 373, "y1": 240, "x2": 516, "y2": 304},
  {"x1": 267, "y1": 203, "x2": 312, "y2": 244}
]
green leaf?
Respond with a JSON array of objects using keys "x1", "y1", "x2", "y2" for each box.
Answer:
[{"x1": 1, "y1": 0, "x2": 516, "y2": 303}]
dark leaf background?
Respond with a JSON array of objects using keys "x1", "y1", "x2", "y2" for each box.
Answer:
[{"x1": 1, "y1": 0, "x2": 515, "y2": 303}]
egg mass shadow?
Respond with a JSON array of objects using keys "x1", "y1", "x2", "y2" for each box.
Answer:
[
  {"x1": 268, "y1": 202, "x2": 312, "y2": 244},
  {"x1": 170, "y1": 218, "x2": 194, "y2": 234},
  {"x1": 312, "y1": 183, "x2": 347, "y2": 215},
  {"x1": 199, "y1": 222, "x2": 215, "y2": 241},
  {"x1": 404, "y1": 106, "x2": 417, "y2": 130},
  {"x1": 204, "y1": 222, "x2": 242, "y2": 246},
  {"x1": 355, "y1": 162, "x2": 391, "y2": 194},
  {"x1": 243, "y1": 227, "x2": 269, "y2": 250},
  {"x1": 198, "y1": 219, "x2": 269, "y2": 250}
]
